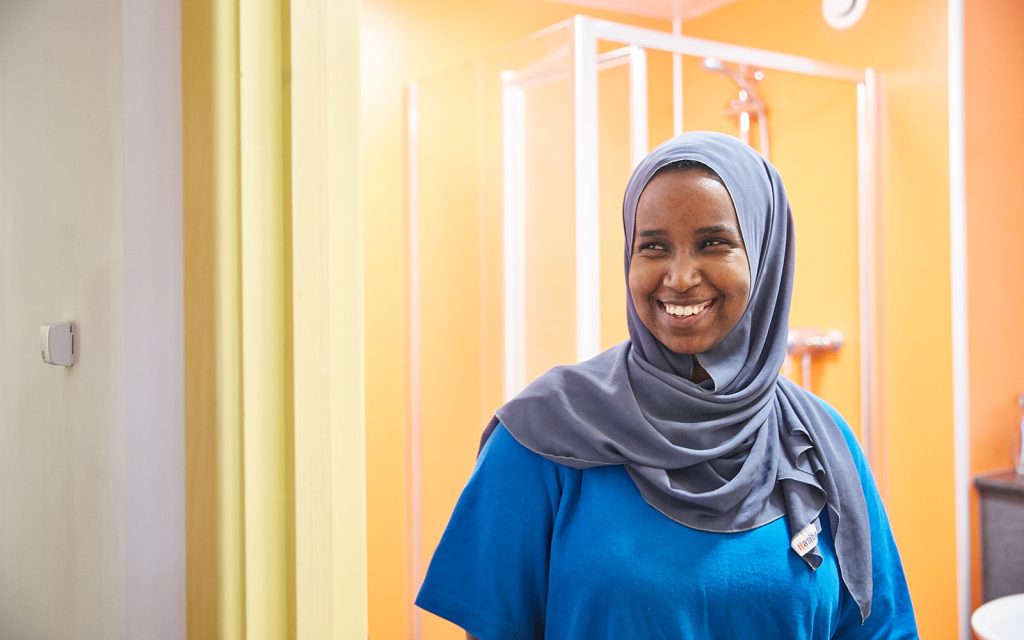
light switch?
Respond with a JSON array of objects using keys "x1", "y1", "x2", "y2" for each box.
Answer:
[{"x1": 41, "y1": 322, "x2": 75, "y2": 367}]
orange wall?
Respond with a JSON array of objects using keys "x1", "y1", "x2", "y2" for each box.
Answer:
[
  {"x1": 684, "y1": 1, "x2": 957, "y2": 637},
  {"x1": 364, "y1": 1, "x2": 961, "y2": 638},
  {"x1": 965, "y1": 0, "x2": 1024, "y2": 611}
]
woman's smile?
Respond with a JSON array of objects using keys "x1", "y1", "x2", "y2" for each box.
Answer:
[
  {"x1": 655, "y1": 295, "x2": 719, "y2": 335},
  {"x1": 663, "y1": 301, "x2": 712, "y2": 317},
  {"x1": 656, "y1": 299, "x2": 718, "y2": 338},
  {"x1": 660, "y1": 299, "x2": 714, "y2": 319}
]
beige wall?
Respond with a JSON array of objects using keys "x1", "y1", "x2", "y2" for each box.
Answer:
[{"x1": 0, "y1": 0, "x2": 184, "y2": 637}]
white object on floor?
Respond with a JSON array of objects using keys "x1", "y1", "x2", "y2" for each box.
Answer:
[{"x1": 972, "y1": 593, "x2": 1024, "y2": 640}]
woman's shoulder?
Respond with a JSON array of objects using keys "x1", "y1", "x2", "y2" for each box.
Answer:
[
  {"x1": 811, "y1": 395, "x2": 858, "y2": 447},
  {"x1": 480, "y1": 422, "x2": 532, "y2": 461},
  {"x1": 480, "y1": 422, "x2": 579, "y2": 477},
  {"x1": 468, "y1": 422, "x2": 580, "y2": 520}
]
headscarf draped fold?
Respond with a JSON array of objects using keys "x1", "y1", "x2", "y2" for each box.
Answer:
[{"x1": 486, "y1": 131, "x2": 872, "y2": 621}]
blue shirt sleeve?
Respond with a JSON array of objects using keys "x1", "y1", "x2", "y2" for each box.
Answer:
[
  {"x1": 821, "y1": 403, "x2": 920, "y2": 639},
  {"x1": 415, "y1": 424, "x2": 564, "y2": 640}
]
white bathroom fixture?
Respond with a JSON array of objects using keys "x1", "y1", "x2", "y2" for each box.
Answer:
[
  {"x1": 787, "y1": 328, "x2": 843, "y2": 391},
  {"x1": 40, "y1": 322, "x2": 75, "y2": 367},
  {"x1": 701, "y1": 57, "x2": 769, "y2": 157},
  {"x1": 972, "y1": 593, "x2": 1024, "y2": 640},
  {"x1": 822, "y1": 0, "x2": 869, "y2": 30}
]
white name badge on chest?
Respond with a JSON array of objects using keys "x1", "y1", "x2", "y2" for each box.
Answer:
[{"x1": 791, "y1": 519, "x2": 822, "y2": 557}]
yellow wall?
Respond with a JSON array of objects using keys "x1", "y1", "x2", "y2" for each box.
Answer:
[
  {"x1": 365, "y1": 0, "x2": 960, "y2": 638},
  {"x1": 964, "y1": 0, "x2": 1024, "y2": 611},
  {"x1": 184, "y1": 0, "x2": 366, "y2": 637}
]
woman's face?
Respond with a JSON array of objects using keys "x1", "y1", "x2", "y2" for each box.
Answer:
[{"x1": 629, "y1": 168, "x2": 751, "y2": 356}]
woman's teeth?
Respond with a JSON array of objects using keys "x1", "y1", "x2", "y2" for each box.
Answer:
[{"x1": 664, "y1": 301, "x2": 710, "y2": 317}]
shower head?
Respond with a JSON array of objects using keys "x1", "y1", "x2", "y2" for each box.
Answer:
[
  {"x1": 702, "y1": 57, "x2": 744, "y2": 86},
  {"x1": 702, "y1": 58, "x2": 763, "y2": 88},
  {"x1": 700, "y1": 56, "x2": 771, "y2": 158},
  {"x1": 701, "y1": 57, "x2": 765, "y2": 100},
  {"x1": 702, "y1": 57, "x2": 725, "y2": 72}
]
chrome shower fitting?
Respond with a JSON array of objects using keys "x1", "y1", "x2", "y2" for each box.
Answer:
[
  {"x1": 701, "y1": 57, "x2": 770, "y2": 158},
  {"x1": 787, "y1": 328, "x2": 843, "y2": 391}
]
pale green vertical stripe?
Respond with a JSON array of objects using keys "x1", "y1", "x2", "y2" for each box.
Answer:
[
  {"x1": 291, "y1": 0, "x2": 366, "y2": 637},
  {"x1": 290, "y1": 0, "x2": 335, "y2": 635},
  {"x1": 328, "y1": 0, "x2": 368, "y2": 636},
  {"x1": 239, "y1": 0, "x2": 290, "y2": 638}
]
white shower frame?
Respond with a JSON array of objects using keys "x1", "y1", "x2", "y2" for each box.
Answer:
[{"x1": 500, "y1": 15, "x2": 883, "y2": 471}]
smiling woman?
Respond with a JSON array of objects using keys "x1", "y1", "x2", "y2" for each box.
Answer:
[
  {"x1": 415, "y1": 132, "x2": 918, "y2": 639},
  {"x1": 629, "y1": 162, "x2": 750, "y2": 375}
]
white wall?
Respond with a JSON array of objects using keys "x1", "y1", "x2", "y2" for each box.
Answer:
[
  {"x1": 121, "y1": 0, "x2": 185, "y2": 637},
  {"x1": 0, "y1": 0, "x2": 184, "y2": 637}
]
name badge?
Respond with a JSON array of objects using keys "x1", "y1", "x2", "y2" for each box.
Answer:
[{"x1": 791, "y1": 519, "x2": 821, "y2": 557}]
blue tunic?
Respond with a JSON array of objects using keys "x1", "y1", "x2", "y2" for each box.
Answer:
[{"x1": 416, "y1": 405, "x2": 918, "y2": 639}]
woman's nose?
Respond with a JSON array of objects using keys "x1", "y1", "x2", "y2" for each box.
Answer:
[{"x1": 663, "y1": 254, "x2": 701, "y2": 290}]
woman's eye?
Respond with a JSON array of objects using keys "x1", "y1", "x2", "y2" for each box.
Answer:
[
  {"x1": 638, "y1": 241, "x2": 666, "y2": 252},
  {"x1": 700, "y1": 238, "x2": 728, "y2": 250}
]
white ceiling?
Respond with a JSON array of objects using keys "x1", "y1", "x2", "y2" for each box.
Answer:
[{"x1": 548, "y1": 0, "x2": 740, "y2": 22}]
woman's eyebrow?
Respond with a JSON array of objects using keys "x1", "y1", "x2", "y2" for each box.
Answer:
[
  {"x1": 696, "y1": 224, "x2": 739, "y2": 235},
  {"x1": 637, "y1": 228, "x2": 667, "y2": 237}
]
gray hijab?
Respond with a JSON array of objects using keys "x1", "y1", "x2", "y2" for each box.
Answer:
[{"x1": 485, "y1": 131, "x2": 873, "y2": 621}]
